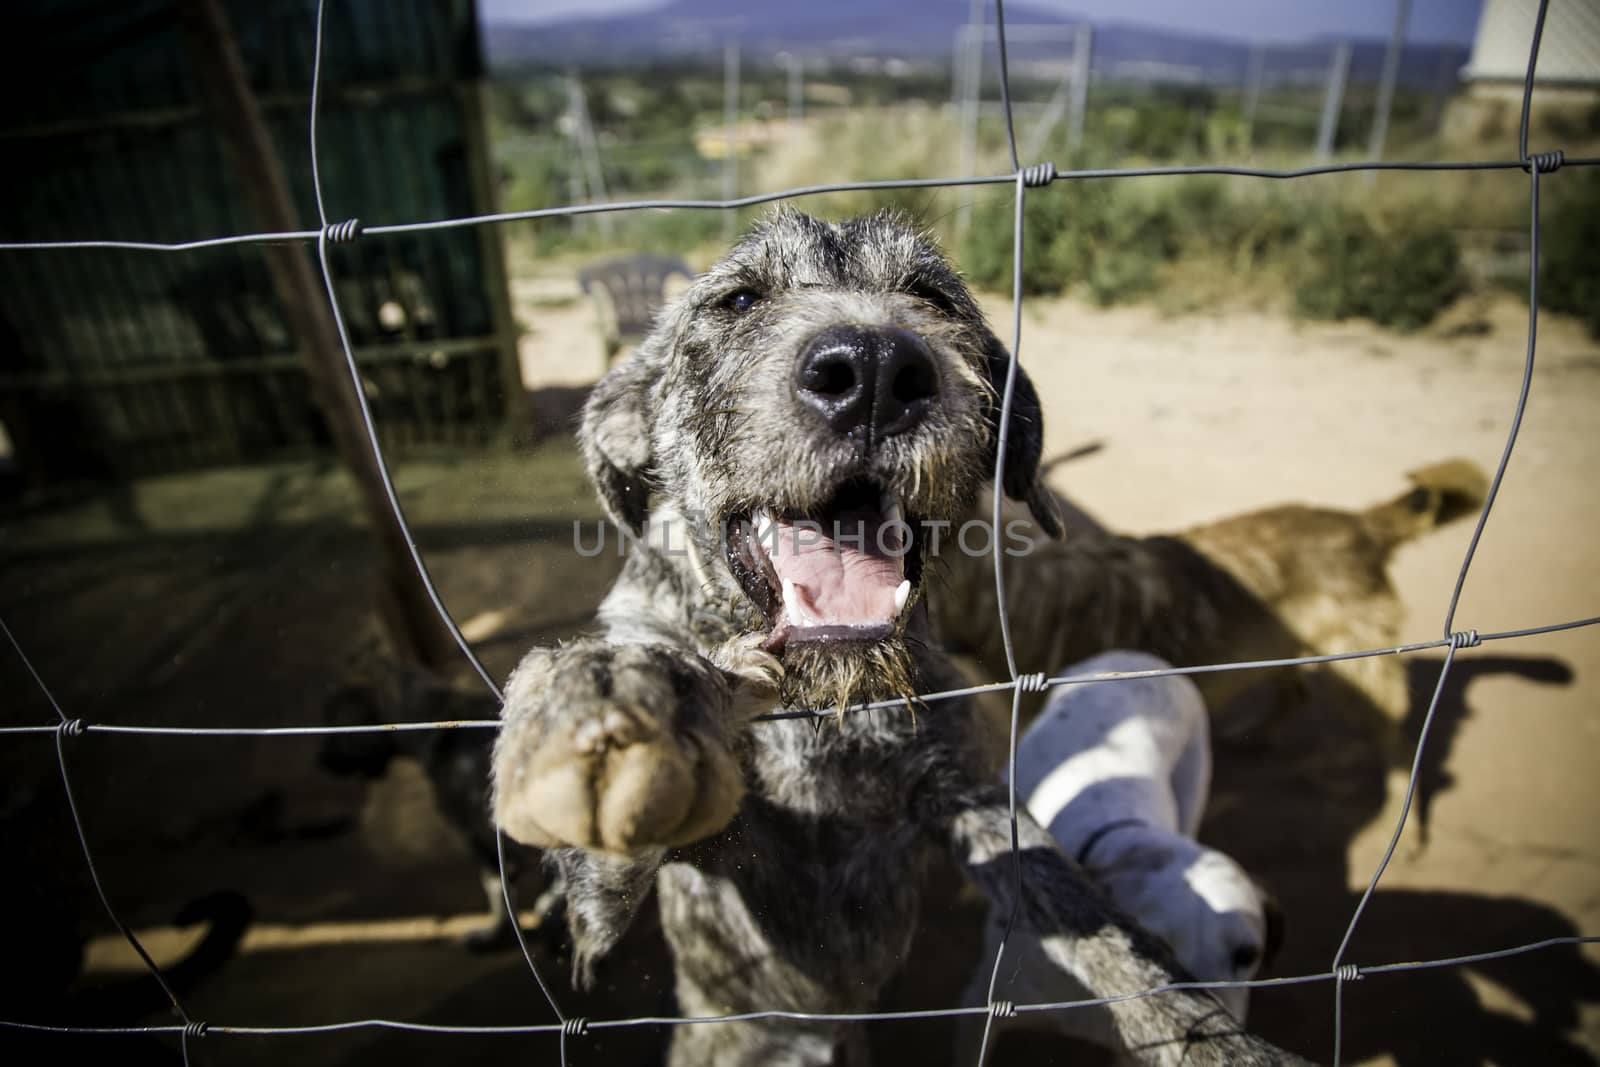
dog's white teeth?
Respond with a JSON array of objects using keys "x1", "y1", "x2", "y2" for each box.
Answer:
[
  {"x1": 754, "y1": 509, "x2": 776, "y2": 548},
  {"x1": 883, "y1": 495, "x2": 904, "y2": 529},
  {"x1": 894, "y1": 579, "x2": 911, "y2": 614},
  {"x1": 782, "y1": 578, "x2": 814, "y2": 624}
]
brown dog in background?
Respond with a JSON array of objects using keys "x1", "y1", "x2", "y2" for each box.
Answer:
[{"x1": 933, "y1": 458, "x2": 1488, "y2": 749}]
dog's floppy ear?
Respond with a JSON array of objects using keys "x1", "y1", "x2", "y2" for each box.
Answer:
[
  {"x1": 983, "y1": 334, "x2": 1064, "y2": 539},
  {"x1": 1256, "y1": 879, "x2": 1286, "y2": 969},
  {"x1": 581, "y1": 353, "x2": 657, "y2": 536}
]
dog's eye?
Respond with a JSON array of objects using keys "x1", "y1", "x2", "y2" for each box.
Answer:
[
  {"x1": 720, "y1": 288, "x2": 762, "y2": 313},
  {"x1": 1231, "y1": 945, "x2": 1261, "y2": 973},
  {"x1": 908, "y1": 283, "x2": 958, "y2": 315}
]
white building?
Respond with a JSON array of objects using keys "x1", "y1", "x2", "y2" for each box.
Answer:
[{"x1": 1462, "y1": 0, "x2": 1600, "y2": 93}]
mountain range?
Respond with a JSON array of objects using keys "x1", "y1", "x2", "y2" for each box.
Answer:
[{"x1": 484, "y1": 0, "x2": 1469, "y2": 90}]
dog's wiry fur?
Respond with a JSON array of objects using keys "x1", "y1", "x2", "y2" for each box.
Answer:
[
  {"x1": 937, "y1": 459, "x2": 1487, "y2": 741},
  {"x1": 491, "y1": 210, "x2": 1306, "y2": 1065}
]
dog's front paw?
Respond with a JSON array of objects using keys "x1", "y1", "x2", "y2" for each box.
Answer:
[{"x1": 492, "y1": 641, "x2": 745, "y2": 855}]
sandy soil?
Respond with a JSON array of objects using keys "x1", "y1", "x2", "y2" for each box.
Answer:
[
  {"x1": 452, "y1": 274, "x2": 1600, "y2": 1063},
  {"x1": 2, "y1": 278, "x2": 1596, "y2": 1066},
  {"x1": 995, "y1": 289, "x2": 1600, "y2": 1064}
]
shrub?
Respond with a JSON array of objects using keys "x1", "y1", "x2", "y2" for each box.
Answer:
[
  {"x1": 1294, "y1": 207, "x2": 1466, "y2": 331},
  {"x1": 959, "y1": 186, "x2": 1078, "y2": 296},
  {"x1": 1540, "y1": 171, "x2": 1600, "y2": 338},
  {"x1": 962, "y1": 181, "x2": 1465, "y2": 330},
  {"x1": 959, "y1": 179, "x2": 1178, "y2": 303}
]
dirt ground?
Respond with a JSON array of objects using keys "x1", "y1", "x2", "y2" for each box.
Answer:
[{"x1": 2, "y1": 274, "x2": 1597, "y2": 1066}]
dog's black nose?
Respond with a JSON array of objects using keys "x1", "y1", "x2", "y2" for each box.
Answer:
[{"x1": 793, "y1": 325, "x2": 940, "y2": 440}]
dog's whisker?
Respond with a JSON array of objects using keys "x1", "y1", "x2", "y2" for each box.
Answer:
[{"x1": 897, "y1": 687, "x2": 921, "y2": 732}]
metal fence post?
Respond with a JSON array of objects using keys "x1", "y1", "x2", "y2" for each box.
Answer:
[
  {"x1": 954, "y1": 0, "x2": 986, "y2": 237},
  {"x1": 1315, "y1": 41, "x2": 1352, "y2": 163},
  {"x1": 1022, "y1": 44, "x2": 1073, "y2": 161},
  {"x1": 567, "y1": 74, "x2": 615, "y2": 238},
  {"x1": 1243, "y1": 42, "x2": 1266, "y2": 154},
  {"x1": 782, "y1": 52, "x2": 804, "y2": 127},
  {"x1": 1068, "y1": 23, "x2": 1092, "y2": 153},
  {"x1": 1367, "y1": 0, "x2": 1414, "y2": 177},
  {"x1": 722, "y1": 40, "x2": 741, "y2": 239}
]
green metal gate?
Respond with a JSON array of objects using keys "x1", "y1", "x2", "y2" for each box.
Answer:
[{"x1": 0, "y1": 0, "x2": 521, "y2": 481}]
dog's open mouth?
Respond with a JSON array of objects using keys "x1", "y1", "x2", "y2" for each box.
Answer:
[{"x1": 726, "y1": 478, "x2": 920, "y2": 653}]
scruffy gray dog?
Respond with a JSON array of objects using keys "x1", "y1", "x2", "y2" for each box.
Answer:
[{"x1": 490, "y1": 210, "x2": 1307, "y2": 1066}]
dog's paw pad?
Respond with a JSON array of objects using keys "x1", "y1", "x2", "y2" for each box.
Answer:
[
  {"x1": 571, "y1": 706, "x2": 653, "y2": 754},
  {"x1": 571, "y1": 717, "x2": 606, "y2": 754},
  {"x1": 605, "y1": 706, "x2": 653, "y2": 743},
  {"x1": 492, "y1": 643, "x2": 745, "y2": 855}
]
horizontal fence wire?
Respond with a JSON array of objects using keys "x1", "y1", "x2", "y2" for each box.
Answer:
[
  {"x1": 2, "y1": 0, "x2": 1597, "y2": 1062},
  {"x1": 6, "y1": 157, "x2": 1600, "y2": 255},
  {"x1": 0, "y1": 615, "x2": 1596, "y2": 738},
  {"x1": 4, "y1": 935, "x2": 1599, "y2": 1038}
]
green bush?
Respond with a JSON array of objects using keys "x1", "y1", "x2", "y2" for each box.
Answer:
[
  {"x1": 959, "y1": 180, "x2": 1178, "y2": 303},
  {"x1": 1540, "y1": 171, "x2": 1600, "y2": 338},
  {"x1": 1153, "y1": 180, "x2": 1301, "y2": 261},
  {"x1": 960, "y1": 177, "x2": 1465, "y2": 330},
  {"x1": 959, "y1": 187, "x2": 1075, "y2": 296},
  {"x1": 1293, "y1": 207, "x2": 1466, "y2": 331}
]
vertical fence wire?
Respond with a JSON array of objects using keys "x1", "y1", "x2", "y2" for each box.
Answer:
[
  {"x1": 302, "y1": 0, "x2": 571, "y2": 1052},
  {"x1": 1332, "y1": 3, "x2": 1553, "y2": 1061},
  {"x1": 1443, "y1": 0, "x2": 1551, "y2": 641},
  {"x1": 2, "y1": 616, "x2": 199, "y2": 1066},
  {"x1": 976, "y1": 0, "x2": 1034, "y2": 1057},
  {"x1": 0, "y1": 0, "x2": 1596, "y2": 1058}
]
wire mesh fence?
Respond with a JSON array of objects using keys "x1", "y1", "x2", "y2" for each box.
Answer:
[{"x1": 2, "y1": 0, "x2": 1598, "y2": 1064}]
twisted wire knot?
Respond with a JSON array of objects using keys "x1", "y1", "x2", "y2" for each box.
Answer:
[
  {"x1": 1523, "y1": 150, "x2": 1564, "y2": 174},
  {"x1": 1449, "y1": 629, "x2": 1482, "y2": 650},
  {"x1": 989, "y1": 1000, "x2": 1017, "y2": 1018},
  {"x1": 182, "y1": 1021, "x2": 210, "y2": 1038},
  {"x1": 322, "y1": 218, "x2": 363, "y2": 243},
  {"x1": 1334, "y1": 964, "x2": 1363, "y2": 983},
  {"x1": 561, "y1": 1017, "x2": 590, "y2": 1037},
  {"x1": 59, "y1": 718, "x2": 85, "y2": 738},
  {"x1": 1019, "y1": 162, "x2": 1057, "y2": 188},
  {"x1": 1015, "y1": 672, "x2": 1049, "y2": 693}
]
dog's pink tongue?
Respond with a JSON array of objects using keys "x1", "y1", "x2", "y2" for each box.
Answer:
[{"x1": 770, "y1": 511, "x2": 904, "y2": 627}]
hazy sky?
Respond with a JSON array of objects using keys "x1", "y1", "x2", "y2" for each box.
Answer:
[{"x1": 478, "y1": 0, "x2": 1487, "y2": 46}]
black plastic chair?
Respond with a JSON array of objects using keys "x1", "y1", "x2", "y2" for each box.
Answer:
[{"x1": 578, "y1": 254, "x2": 695, "y2": 363}]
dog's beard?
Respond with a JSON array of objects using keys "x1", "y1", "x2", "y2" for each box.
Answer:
[{"x1": 776, "y1": 635, "x2": 918, "y2": 718}]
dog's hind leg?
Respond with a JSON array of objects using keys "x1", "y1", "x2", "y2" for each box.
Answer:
[
  {"x1": 654, "y1": 856, "x2": 895, "y2": 1067},
  {"x1": 935, "y1": 787, "x2": 1309, "y2": 1066},
  {"x1": 553, "y1": 846, "x2": 665, "y2": 988}
]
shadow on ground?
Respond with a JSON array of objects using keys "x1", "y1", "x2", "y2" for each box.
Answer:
[{"x1": 2, "y1": 450, "x2": 1596, "y2": 1066}]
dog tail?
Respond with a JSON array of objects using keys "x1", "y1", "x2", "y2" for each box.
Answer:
[
  {"x1": 1037, "y1": 439, "x2": 1105, "y2": 478},
  {"x1": 166, "y1": 890, "x2": 255, "y2": 991},
  {"x1": 1362, "y1": 458, "x2": 1488, "y2": 550}
]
